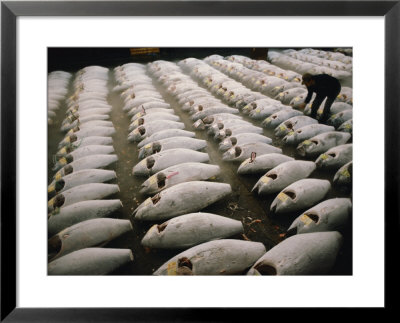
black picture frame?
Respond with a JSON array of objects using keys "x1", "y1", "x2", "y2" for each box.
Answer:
[{"x1": 1, "y1": 1, "x2": 398, "y2": 321}]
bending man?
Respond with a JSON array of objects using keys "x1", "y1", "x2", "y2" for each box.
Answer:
[{"x1": 299, "y1": 73, "x2": 341, "y2": 123}]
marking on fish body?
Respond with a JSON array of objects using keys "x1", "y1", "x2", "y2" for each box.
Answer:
[
  {"x1": 277, "y1": 192, "x2": 289, "y2": 202},
  {"x1": 300, "y1": 214, "x2": 313, "y2": 225},
  {"x1": 261, "y1": 176, "x2": 270, "y2": 184},
  {"x1": 167, "y1": 262, "x2": 177, "y2": 275},
  {"x1": 48, "y1": 184, "x2": 55, "y2": 193},
  {"x1": 341, "y1": 169, "x2": 351, "y2": 177},
  {"x1": 59, "y1": 157, "x2": 67, "y2": 165}
]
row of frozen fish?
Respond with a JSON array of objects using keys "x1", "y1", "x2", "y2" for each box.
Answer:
[
  {"x1": 113, "y1": 63, "x2": 234, "y2": 237},
  {"x1": 285, "y1": 48, "x2": 353, "y2": 65},
  {"x1": 112, "y1": 62, "x2": 272, "y2": 275},
  {"x1": 205, "y1": 54, "x2": 353, "y2": 134},
  {"x1": 269, "y1": 50, "x2": 352, "y2": 80},
  {"x1": 47, "y1": 66, "x2": 134, "y2": 275},
  {"x1": 179, "y1": 56, "x2": 353, "y2": 208},
  {"x1": 194, "y1": 54, "x2": 353, "y2": 189},
  {"x1": 48, "y1": 71, "x2": 72, "y2": 125}
]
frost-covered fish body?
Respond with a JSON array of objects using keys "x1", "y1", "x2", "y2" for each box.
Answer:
[
  {"x1": 128, "y1": 120, "x2": 185, "y2": 142},
  {"x1": 47, "y1": 199, "x2": 122, "y2": 237},
  {"x1": 53, "y1": 154, "x2": 118, "y2": 180},
  {"x1": 123, "y1": 97, "x2": 164, "y2": 112},
  {"x1": 282, "y1": 124, "x2": 334, "y2": 145},
  {"x1": 262, "y1": 109, "x2": 303, "y2": 129},
  {"x1": 191, "y1": 106, "x2": 239, "y2": 121},
  {"x1": 218, "y1": 133, "x2": 272, "y2": 152},
  {"x1": 60, "y1": 119, "x2": 113, "y2": 132},
  {"x1": 287, "y1": 198, "x2": 352, "y2": 235},
  {"x1": 141, "y1": 213, "x2": 243, "y2": 249},
  {"x1": 297, "y1": 131, "x2": 351, "y2": 157},
  {"x1": 248, "y1": 105, "x2": 288, "y2": 120},
  {"x1": 130, "y1": 108, "x2": 175, "y2": 122},
  {"x1": 315, "y1": 144, "x2": 352, "y2": 170},
  {"x1": 48, "y1": 169, "x2": 116, "y2": 198},
  {"x1": 48, "y1": 183, "x2": 119, "y2": 212},
  {"x1": 237, "y1": 153, "x2": 294, "y2": 175},
  {"x1": 215, "y1": 124, "x2": 263, "y2": 141},
  {"x1": 128, "y1": 113, "x2": 180, "y2": 131},
  {"x1": 138, "y1": 137, "x2": 207, "y2": 160},
  {"x1": 58, "y1": 128, "x2": 114, "y2": 148},
  {"x1": 139, "y1": 162, "x2": 220, "y2": 195},
  {"x1": 207, "y1": 119, "x2": 252, "y2": 136},
  {"x1": 53, "y1": 145, "x2": 115, "y2": 170},
  {"x1": 133, "y1": 181, "x2": 232, "y2": 221},
  {"x1": 246, "y1": 232, "x2": 342, "y2": 275},
  {"x1": 56, "y1": 136, "x2": 113, "y2": 155},
  {"x1": 222, "y1": 143, "x2": 282, "y2": 162},
  {"x1": 71, "y1": 108, "x2": 111, "y2": 118},
  {"x1": 48, "y1": 219, "x2": 133, "y2": 261},
  {"x1": 193, "y1": 113, "x2": 242, "y2": 130},
  {"x1": 65, "y1": 126, "x2": 115, "y2": 139},
  {"x1": 270, "y1": 179, "x2": 331, "y2": 214},
  {"x1": 137, "y1": 129, "x2": 196, "y2": 148},
  {"x1": 253, "y1": 161, "x2": 316, "y2": 195},
  {"x1": 132, "y1": 149, "x2": 209, "y2": 176},
  {"x1": 153, "y1": 239, "x2": 266, "y2": 275},
  {"x1": 127, "y1": 102, "x2": 171, "y2": 117},
  {"x1": 48, "y1": 248, "x2": 133, "y2": 275},
  {"x1": 333, "y1": 161, "x2": 352, "y2": 186},
  {"x1": 274, "y1": 116, "x2": 318, "y2": 137}
]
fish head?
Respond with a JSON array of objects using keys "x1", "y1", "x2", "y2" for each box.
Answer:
[
  {"x1": 294, "y1": 212, "x2": 320, "y2": 234},
  {"x1": 192, "y1": 119, "x2": 205, "y2": 130},
  {"x1": 215, "y1": 129, "x2": 232, "y2": 141},
  {"x1": 47, "y1": 179, "x2": 65, "y2": 199},
  {"x1": 222, "y1": 146, "x2": 242, "y2": 161},
  {"x1": 131, "y1": 112, "x2": 144, "y2": 122},
  {"x1": 282, "y1": 131, "x2": 295, "y2": 144},
  {"x1": 55, "y1": 145, "x2": 72, "y2": 158},
  {"x1": 133, "y1": 193, "x2": 162, "y2": 220},
  {"x1": 315, "y1": 152, "x2": 335, "y2": 168},
  {"x1": 140, "y1": 172, "x2": 166, "y2": 195},
  {"x1": 128, "y1": 126, "x2": 146, "y2": 142},
  {"x1": 274, "y1": 124, "x2": 289, "y2": 137},
  {"x1": 208, "y1": 122, "x2": 223, "y2": 136},
  {"x1": 141, "y1": 222, "x2": 168, "y2": 247},
  {"x1": 296, "y1": 139, "x2": 317, "y2": 156},
  {"x1": 52, "y1": 154, "x2": 73, "y2": 172},
  {"x1": 242, "y1": 103, "x2": 253, "y2": 114},
  {"x1": 270, "y1": 190, "x2": 297, "y2": 214},
  {"x1": 48, "y1": 193, "x2": 65, "y2": 213},
  {"x1": 132, "y1": 156, "x2": 155, "y2": 176},
  {"x1": 58, "y1": 134, "x2": 78, "y2": 149},
  {"x1": 261, "y1": 116, "x2": 273, "y2": 127},
  {"x1": 219, "y1": 136, "x2": 235, "y2": 152}
]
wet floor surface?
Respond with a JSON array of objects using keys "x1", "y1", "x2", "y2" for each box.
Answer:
[{"x1": 48, "y1": 60, "x2": 352, "y2": 275}]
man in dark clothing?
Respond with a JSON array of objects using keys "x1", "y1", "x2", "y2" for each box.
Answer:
[{"x1": 298, "y1": 73, "x2": 342, "y2": 123}]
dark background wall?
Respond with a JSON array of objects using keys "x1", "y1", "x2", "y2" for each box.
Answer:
[{"x1": 48, "y1": 47, "x2": 342, "y2": 72}]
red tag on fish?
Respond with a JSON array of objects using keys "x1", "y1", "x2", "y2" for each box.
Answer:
[
  {"x1": 141, "y1": 105, "x2": 146, "y2": 114},
  {"x1": 250, "y1": 152, "x2": 256, "y2": 163},
  {"x1": 166, "y1": 171, "x2": 179, "y2": 179}
]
